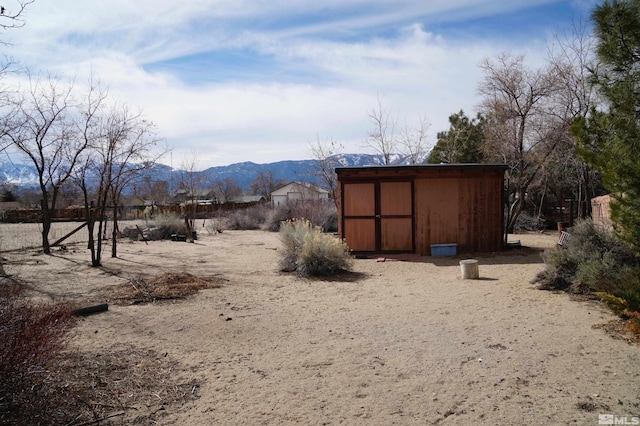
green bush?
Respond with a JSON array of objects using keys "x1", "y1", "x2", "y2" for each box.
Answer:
[
  {"x1": 535, "y1": 220, "x2": 638, "y2": 293},
  {"x1": 278, "y1": 219, "x2": 352, "y2": 277},
  {"x1": 533, "y1": 219, "x2": 640, "y2": 335}
]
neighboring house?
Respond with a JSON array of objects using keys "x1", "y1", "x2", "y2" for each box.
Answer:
[
  {"x1": 0, "y1": 201, "x2": 21, "y2": 221},
  {"x1": 122, "y1": 195, "x2": 147, "y2": 208},
  {"x1": 270, "y1": 182, "x2": 330, "y2": 206},
  {"x1": 336, "y1": 164, "x2": 508, "y2": 255},
  {"x1": 173, "y1": 189, "x2": 217, "y2": 205},
  {"x1": 237, "y1": 195, "x2": 267, "y2": 204},
  {"x1": 0, "y1": 201, "x2": 21, "y2": 211}
]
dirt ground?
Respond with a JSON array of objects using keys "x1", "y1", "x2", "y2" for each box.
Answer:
[{"x1": 1, "y1": 220, "x2": 639, "y2": 424}]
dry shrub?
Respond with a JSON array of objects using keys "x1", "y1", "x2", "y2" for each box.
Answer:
[
  {"x1": 53, "y1": 343, "x2": 201, "y2": 425},
  {"x1": 225, "y1": 200, "x2": 338, "y2": 232},
  {"x1": 226, "y1": 204, "x2": 269, "y2": 230},
  {"x1": 0, "y1": 276, "x2": 23, "y2": 299},
  {"x1": 265, "y1": 199, "x2": 337, "y2": 232},
  {"x1": 513, "y1": 212, "x2": 546, "y2": 232},
  {"x1": 0, "y1": 297, "x2": 77, "y2": 425},
  {"x1": 3, "y1": 339, "x2": 201, "y2": 425},
  {"x1": 146, "y1": 211, "x2": 187, "y2": 239},
  {"x1": 205, "y1": 217, "x2": 227, "y2": 234},
  {"x1": 107, "y1": 272, "x2": 225, "y2": 305},
  {"x1": 279, "y1": 218, "x2": 352, "y2": 277}
]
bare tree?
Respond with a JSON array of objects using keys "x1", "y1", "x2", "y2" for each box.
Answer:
[
  {"x1": 365, "y1": 94, "x2": 432, "y2": 164},
  {"x1": 0, "y1": 0, "x2": 32, "y2": 79},
  {"x1": 79, "y1": 102, "x2": 160, "y2": 264},
  {"x1": 0, "y1": 1, "x2": 33, "y2": 33},
  {"x1": 365, "y1": 93, "x2": 397, "y2": 165},
  {"x1": 249, "y1": 170, "x2": 285, "y2": 199},
  {"x1": 211, "y1": 177, "x2": 242, "y2": 203},
  {"x1": 398, "y1": 114, "x2": 430, "y2": 164},
  {"x1": 70, "y1": 77, "x2": 108, "y2": 265},
  {"x1": 544, "y1": 19, "x2": 601, "y2": 219},
  {"x1": 138, "y1": 176, "x2": 170, "y2": 207},
  {"x1": 478, "y1": 53, "x2": 560, "y2": 236},
  {"x1": 104, "y1": 107, "x2": 159, "y2": 257},
  {"x1": 176, "y1": 155, "x2": 209, "y2": 243},
  {"x1": 310, "y1": 136, "x2": 342, "y2": 208},
  {"x1": 1, "y1": 74, "x2": 89, "y2": 254}
]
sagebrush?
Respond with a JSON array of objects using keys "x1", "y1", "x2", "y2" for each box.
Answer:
[
  {"x1": 225, "y1": 200, "x2": 338, "y2": 232},
  {"x1": 533, "y1": 220, "x2": 638, "y2": 293},
  {"x1": 226, "y1": 204, "x2": 270, "y2": 230},
  {"x1": 144, "y1": 211, "x2": 187, "y2": 239},
  {"x1": 532, "y1": 219, "x2": 640, "y2": 334},
  {"x1": 279, "y1": 219, "x2": 352, "y2": 277}
]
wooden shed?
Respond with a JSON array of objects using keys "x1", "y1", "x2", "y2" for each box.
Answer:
[{"x1": 336, "y1": 164, "x2": 508, "y2": 255}]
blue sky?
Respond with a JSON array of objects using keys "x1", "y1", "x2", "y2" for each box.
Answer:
[{"x1": 3, "y1": 0, "x2": 598, "y2": 169}]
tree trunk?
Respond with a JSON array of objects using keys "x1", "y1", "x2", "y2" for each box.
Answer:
[
  {"x1": 185, "y1": 216, "x2": 194, "y2": 243},
  {"x1": 95, "y1": 210, "x2": 105, "y2": 267},
  {"x1": 87, "y1": 203, "x2": 99, "y2": 267},
  {"x1": 95, "y1": 220, "x2": 103, "y2": 266},
  {"x1": 40, "y1": 199, "x2": 52, "y2": 255},
  {"x1": 111, "y1": 204, "x2": 119, "y2": 258}
]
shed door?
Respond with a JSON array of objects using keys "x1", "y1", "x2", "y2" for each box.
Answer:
[
  {"x1": 380, "y1": 181, "x2": 413, "y2": 251},
  {"x1": 342, "y1": 181, "x2": 413, "y2": 252},
  {"x1": 343, "y1": 183, "x2": 376, "y2": 251}
]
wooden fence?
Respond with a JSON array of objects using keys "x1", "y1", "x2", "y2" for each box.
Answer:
[{"x1": 0, "y1": 202, "x2": 262, "y2": 223}]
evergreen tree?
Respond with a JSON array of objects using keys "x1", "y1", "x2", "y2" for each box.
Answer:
[
  {"x1": 574, "y1": 0, "x2": 640, "y2": 247},
  {"x1": 0, "y1": 189, "x2": 17, "y2": 202},
  {"x1": 427, "y1": 110, "x2": 485, "y2": 164}
]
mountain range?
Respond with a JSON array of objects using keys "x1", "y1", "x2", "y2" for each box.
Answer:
[{"x1": 0, "y1": 153, "x2": 415, "y2": 193}]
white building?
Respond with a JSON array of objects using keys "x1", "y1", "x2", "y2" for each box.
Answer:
[{"x1": 270, "y1": 182, "x2": 330, "y2": 206}]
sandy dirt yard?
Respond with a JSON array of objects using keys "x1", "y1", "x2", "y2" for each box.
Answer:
[{"x1": 1, "y1": 220, "x2": 639, "y2": 425}]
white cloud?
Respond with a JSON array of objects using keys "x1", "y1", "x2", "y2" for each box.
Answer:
[{"x1": 1, "y1": 0, "x2": 586, "y2": 168}]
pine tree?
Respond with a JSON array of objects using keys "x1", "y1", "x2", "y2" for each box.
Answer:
[{"x1": 574, "y1": 0, "x2": 640, "y2": 247}]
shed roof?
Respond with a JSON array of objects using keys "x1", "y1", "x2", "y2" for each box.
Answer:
[{"x1": 336, "y1": 163, "x2": 508, "y2": 173}]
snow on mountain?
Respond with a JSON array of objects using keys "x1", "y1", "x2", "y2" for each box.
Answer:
[{"x1": 0, "y1": 153, "x2": 426, "y2": 192}]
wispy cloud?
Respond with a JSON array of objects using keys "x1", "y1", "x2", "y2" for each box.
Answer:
[{"x1": 3, "y1": 0, "x2": 597, "y2": 168}]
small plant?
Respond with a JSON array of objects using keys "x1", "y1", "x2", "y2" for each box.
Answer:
[
  {"x1": 279, "y1": 218, "x2": 352, "y2": 277},
  {"x1": 594, "y1": 292, "x2": 629, "y2": 316}
]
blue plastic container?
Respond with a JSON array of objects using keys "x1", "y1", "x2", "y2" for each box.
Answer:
[{"x1": 430, "y1": 243, "x2": 457, "y2": 256}]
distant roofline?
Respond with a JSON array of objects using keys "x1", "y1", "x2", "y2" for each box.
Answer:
[{"x1": 271, "y1": 181, "x2": 330, "y2": 194}]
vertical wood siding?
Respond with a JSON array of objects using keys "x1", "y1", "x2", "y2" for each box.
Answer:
[{"x1": 337, "y1": 165, "x2": 507, "y2": 254}]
